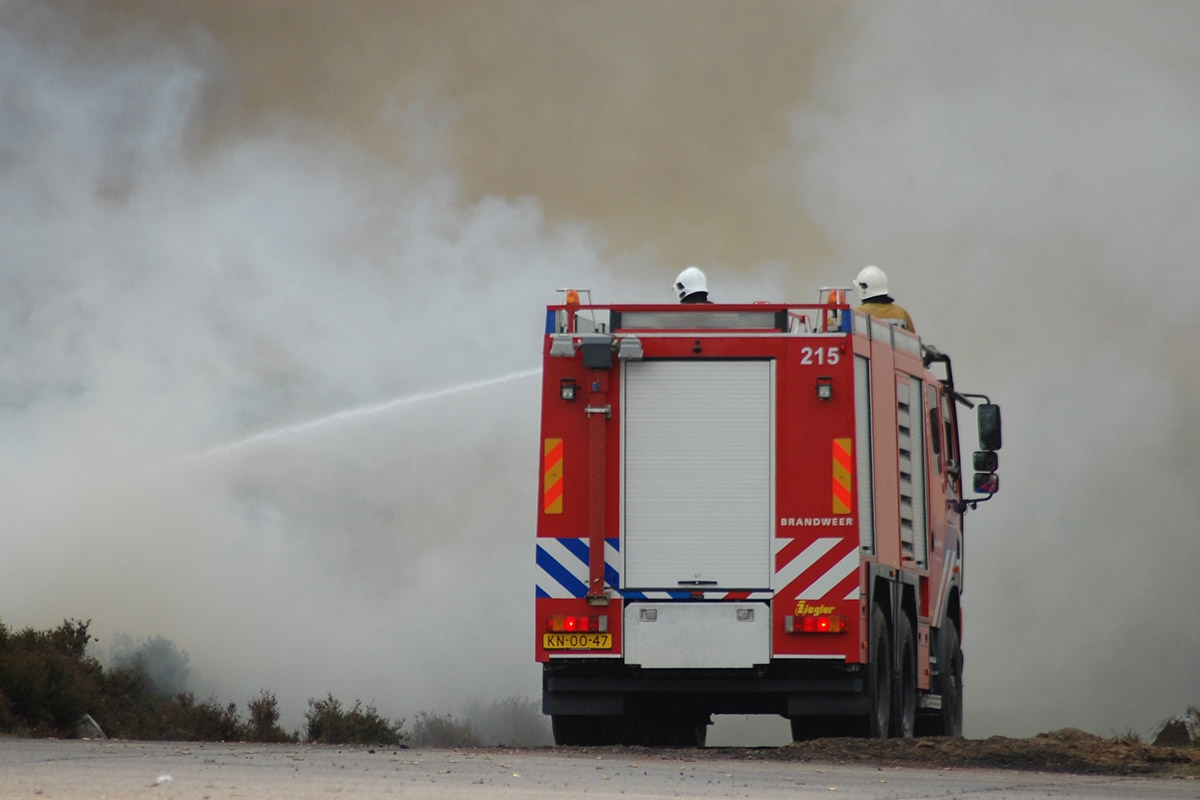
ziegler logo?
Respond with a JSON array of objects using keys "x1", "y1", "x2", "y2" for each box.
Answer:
[
  {"x1": 780, "y1": 517, "x2": 855, "y2": 527},
  {"x1": 794, "y1": 601, "x2": 836, "y2": 615}
]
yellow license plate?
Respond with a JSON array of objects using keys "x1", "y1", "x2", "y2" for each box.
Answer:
[{"x1": 543, "y1": 632, "x2": 613, "y2": 650}]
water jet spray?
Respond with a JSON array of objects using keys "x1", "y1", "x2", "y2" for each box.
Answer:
[{"x1": 185, "y1": 367, "x2": 541, "y2": 462}]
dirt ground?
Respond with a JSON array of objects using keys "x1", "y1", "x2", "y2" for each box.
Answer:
[
  {"x1": 728, "y1": 729, "x2": 1200, "y2": 776},
  {"x1": 562, "y1": 729, "x2": 1200, "y2": 777}
]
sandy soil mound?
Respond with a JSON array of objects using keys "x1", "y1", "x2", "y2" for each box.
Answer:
[{"x1": 759, "y1": 728, "x2": 1200, "y2": 775}]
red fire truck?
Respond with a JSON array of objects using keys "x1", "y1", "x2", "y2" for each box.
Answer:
[{"x1": 535, "y1": 289, "x2": 1001, "y2": 745}]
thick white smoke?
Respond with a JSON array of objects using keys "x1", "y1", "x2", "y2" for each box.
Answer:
[
  {"x1": 787, "y1": 1, "x2": 1200, "y2": 737},
  {"x1": 0, "y1": 0, "x2": 653, "y2": 733}
]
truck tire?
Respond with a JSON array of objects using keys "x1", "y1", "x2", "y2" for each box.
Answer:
[
  {"x1": 939, "y1": 620, "x2": 963, "y2": 736},
  {"x1": 867, "y1": 603, "x2": 892, "y2": 738},
  {"x1": 626, "y1": 706, "x2": 708, "y2": 747},
  {"x1": 790, "y1": 715, "x2": 853, "y2": 741},
  {"x1": 627, "y1": 709, "x2": 668, "y2": 746},
  {"x1": 676, "y1": 715, "x2": 708, "y2": 748},
  {"x1": 916, "y1": 620, "x2": 963, "y2": 737},
  {"x1": 551, "y1": 714, "x2": 603, "y2": 746},
  {"x1": 891, "y1": 613, "x2": 917, "y2": 738}
]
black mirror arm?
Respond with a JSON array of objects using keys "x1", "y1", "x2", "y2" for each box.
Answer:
[{"x1": 953, "y1": 492, "x2": 996, "y2": 514}]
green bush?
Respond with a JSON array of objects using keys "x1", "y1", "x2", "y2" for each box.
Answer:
[
  {"x1": 0, "y1": 618, "x2": 306, "y2": 742},
  {"x1": 0, "y1": 618, "x2": 540, "y2": 748},
  {"x1": 0, "y1": 619, "x2": 103, "y2": 737},
  {"x1": 158, "y1": 692, "x2": 244, "y2": 741},
  {"x1": 304, "y1": 693, "x2": 405, "y2": 745},
  {"x1": 247, "y1": 690, "x2": 297, "y2": 743},
  {"x1": 92, "y1": 662, "x2": 159, "y2": 738}
]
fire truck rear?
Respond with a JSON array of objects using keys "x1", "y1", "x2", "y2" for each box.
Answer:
[{"x1": 535, "y1": 289, "x2": 1001, "y2": 746}]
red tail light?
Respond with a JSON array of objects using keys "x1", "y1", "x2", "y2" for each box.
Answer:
[
  {"x1": 547, "y1": 614, "x2": 608, "y2": 633},
  {"x1": 785, "y1": 614, "x2": 847, "y2": 634}
]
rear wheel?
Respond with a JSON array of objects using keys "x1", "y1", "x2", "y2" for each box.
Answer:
[
  {"x1": 938, "y1": 621, "x2": 964, "y2": 736},
  {"x1": 551, "y1": 714, "x2": 604, "y2": 746},
  {"x1": 916, "y1": 620, "x2": 963, "y2": 737},
  {"x1": 866, "y1": 603, "x2": 892, "y2": 738},
  {"x1": 676, "y1": 714, "x2": 709, "y2": 747},
  {"x1": 891, "y1": 614, "x2": 917, "y2": 738},
  {"x1": 625, "y1": 705, "x2": 708, "y2": 746},
  {"x1": 790, "y1": 715, "x2": 854, "y2": 741}
]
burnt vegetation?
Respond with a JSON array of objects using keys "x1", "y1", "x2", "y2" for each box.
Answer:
[
  {"x1": 0, "y1": 618, "x2": 296, "y2": 741},
  {"x1": 0, "y1": 619, "x2": 548, "y2": 745}
]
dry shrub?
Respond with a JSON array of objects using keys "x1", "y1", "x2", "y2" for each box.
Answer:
[{"x1": 304, "y1": 693, "x2": 405, "y2": 745}]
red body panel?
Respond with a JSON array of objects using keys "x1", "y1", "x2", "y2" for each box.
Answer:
[{"x1": 535, "y1": 303, "x2": 961, "y2": 686}]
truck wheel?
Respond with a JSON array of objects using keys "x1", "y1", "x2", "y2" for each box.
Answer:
[
  {"x1": 627, "y1": 707, "x2": 707, "y2": 747},
  {"x1": 790, "y1": 715, "x2": 850, "y2": 741},
  {"x1": 551, "y1": 714, "x2": 602, "y2": 746},
  {"x1": 916, "y1": 620, "x2": 963, "y2": 737},
  {"x1": 939, "y1": 620, "x2": 963, "y2": 737},
  {"x1": 867, "y1": 603, "x2": 892, "y2": 738},
  {"x1": 891, "y1": 614, "x2": 916, "y2": 738},
  {"x1": 676, "y1": 715, "x2": 708, "y2": 747}
]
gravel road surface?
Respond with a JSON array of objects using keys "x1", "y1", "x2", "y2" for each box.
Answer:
[{"x1": 3, "y1": 740, "x2": 1199, "y2": 800}]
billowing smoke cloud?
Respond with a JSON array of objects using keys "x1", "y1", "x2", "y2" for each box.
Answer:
[
  {"x1": 3, "y1": 0, "x2": 1197, "y2": 743},
  {"x1": 0, "y1": 0, "x2": 650, "y2": 733},
  {"x1": 787, "y1": 2, "x2": 1200, "y2": 737}
]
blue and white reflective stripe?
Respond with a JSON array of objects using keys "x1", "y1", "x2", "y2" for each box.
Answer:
[
  {"x1": 604, "y1": 539, "x2": 620, "y2": 588},
  {"x1": 537, "y1": 538, "x2": 773, "y2": 601},
  {"x1": 536, "y1": 537, "x2": 620, "y2": 599},
  {"x1": 535, "y1": 540, "x2": 586, "y2": 598},
  {"x1": 619, "y1": 591, "x2": 775, "y2": 600},
  {"x1": 622, "y1": 590, "x2": 692, "y2": 600}
]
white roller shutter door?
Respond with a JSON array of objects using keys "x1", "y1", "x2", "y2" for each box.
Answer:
[{"x1": 622, "y1": 360, "x2": 773, "y2": 590}]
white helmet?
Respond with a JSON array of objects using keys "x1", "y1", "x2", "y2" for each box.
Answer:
[
  {"x1": 673, "y1": 266, "x2": 708, "y2": 301},
  {"x1": 855, "y1": 265, "x2": 889, "y2": 301}
]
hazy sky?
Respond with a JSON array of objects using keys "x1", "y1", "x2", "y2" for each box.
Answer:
[{"x1": 1, "y1": 0, "x2": 1197, "y2": 740}]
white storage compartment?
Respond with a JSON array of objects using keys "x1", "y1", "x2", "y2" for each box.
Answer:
[{"x1": 623, "y1": 601, "x2": 771, "y2": 669}]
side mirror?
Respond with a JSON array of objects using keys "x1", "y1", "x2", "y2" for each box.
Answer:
[
  {"x1": 973, "y1": 472, "x2": 999, "y2": 494},
  {"x1": 978, "y1": 403, "x2": 1001, "y2": 451},
  {"x1": 957, "y1": 395, "x2": 1002, "y2": 510},
  {"x1": 973, "y1": 452, "x2": 999, "y2": 496},
  {"x1": 973, "y1": 451, "x2": 998, "y2": 472}
]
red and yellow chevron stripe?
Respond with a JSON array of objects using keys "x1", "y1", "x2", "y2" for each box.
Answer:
[
  {"x1": 832, "y1": 437, "x2": 852, "y2": 514},
  {"x1": 544, "y1": 438, "x2": 564, "y2": 514}
]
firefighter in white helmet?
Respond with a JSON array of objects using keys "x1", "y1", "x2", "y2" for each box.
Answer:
[
  {"x1": 855, "y1": 265, "x2": 914, "y2": 332},
  {"x1": 674, "y1": 266, "x2": 712, "y2": 304}
]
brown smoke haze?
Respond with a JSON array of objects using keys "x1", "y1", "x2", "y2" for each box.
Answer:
[{"x1": 1, "y1": 0, "x2": 1197, "y2": 742}]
